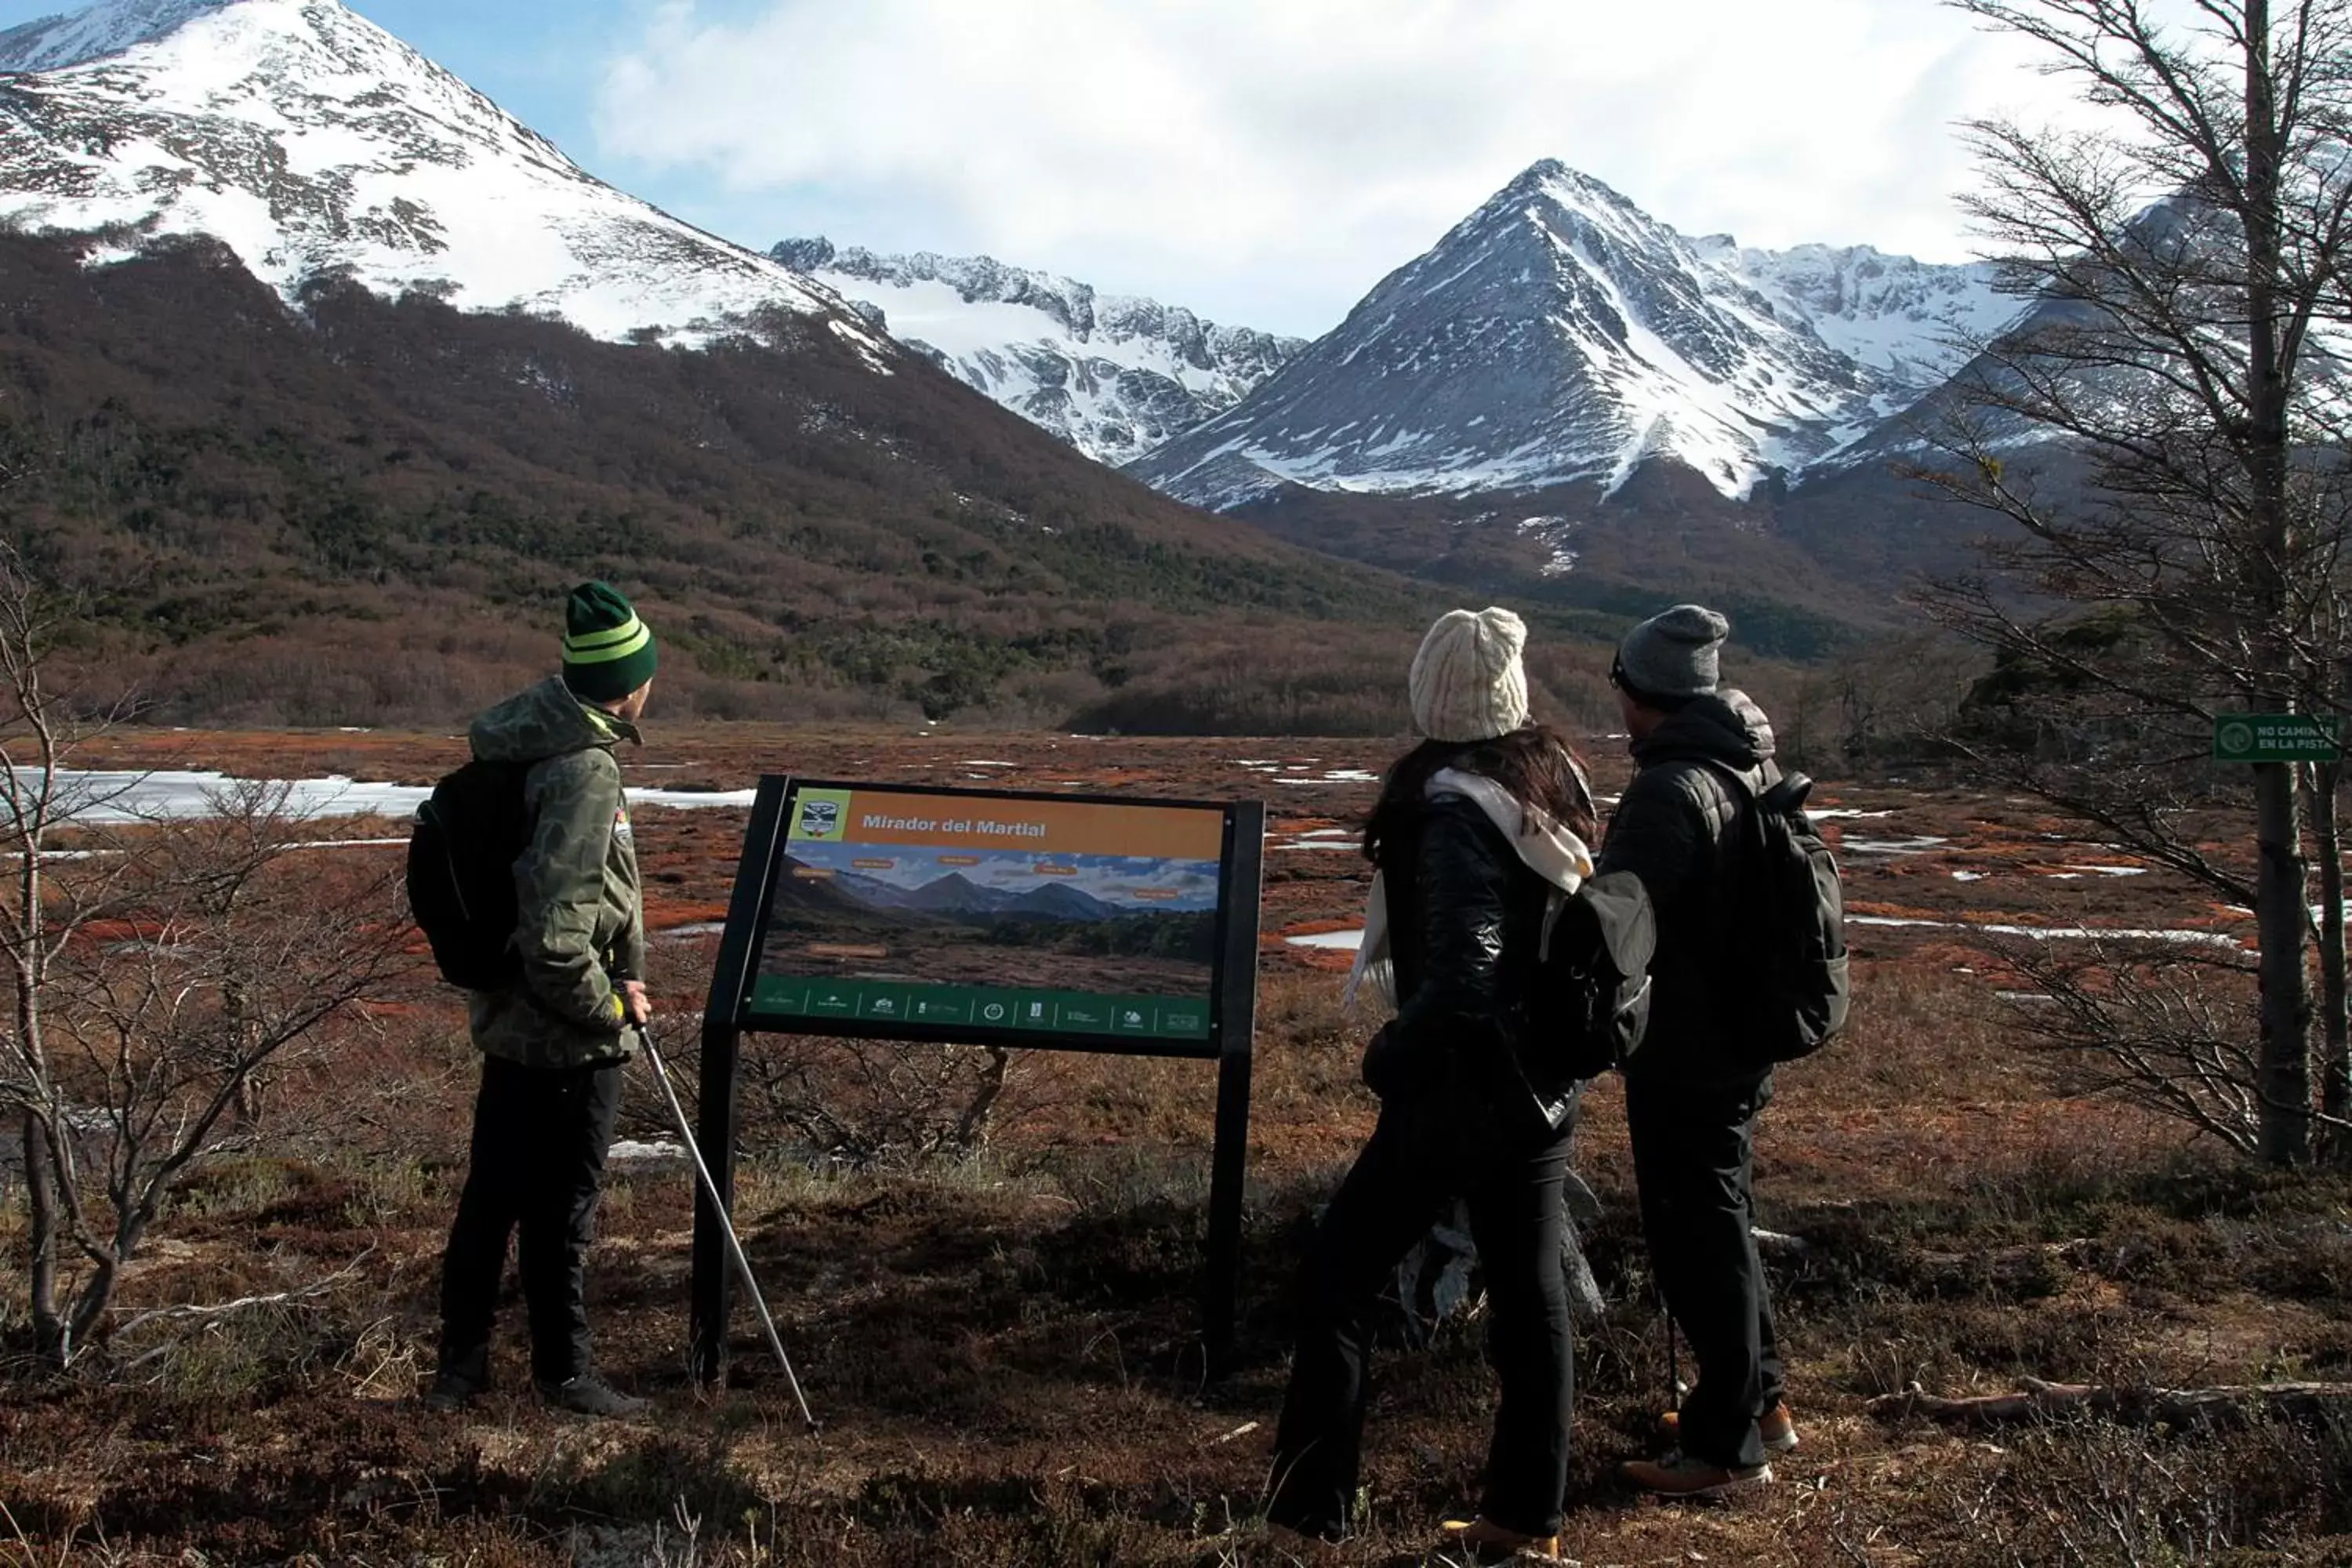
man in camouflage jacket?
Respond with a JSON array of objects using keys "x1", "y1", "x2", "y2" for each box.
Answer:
[{"x1": 426, "y1": 583, "x2": 657, "y2": 1419}]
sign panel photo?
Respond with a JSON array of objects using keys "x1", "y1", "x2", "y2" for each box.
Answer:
[{"x1": 747, "y1": 783, "x2": 1232, "y2": 1046}]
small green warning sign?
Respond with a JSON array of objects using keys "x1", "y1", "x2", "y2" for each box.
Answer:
[{"x1": 2213, "y1": 713, "x2": 2343, "y2": 764}]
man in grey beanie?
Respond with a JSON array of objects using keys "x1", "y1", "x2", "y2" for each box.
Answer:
[{"x1": 1598, "y1": 604, "x2": 1792, "y2": 1498}]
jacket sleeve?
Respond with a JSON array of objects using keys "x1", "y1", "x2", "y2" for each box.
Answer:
[
  {"x1": 514, "y1": 749, "x2": 626, "y2": 1029},
  {"x1": 615, "y1": 901, "x2": 648, "y2": 984},
  {"x1": 1388, "y1": 804, "x2": 1515, "y2": 1062},
  {"x1": 1597, "y1": 767, "x2": 1705, "y2": 920}
]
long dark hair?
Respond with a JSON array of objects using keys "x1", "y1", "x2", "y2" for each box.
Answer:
[{"x1": 1363, "y1": 724, "x2": 1595, "y2": 869}]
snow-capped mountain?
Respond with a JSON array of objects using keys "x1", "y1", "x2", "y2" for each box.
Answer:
[
  {"x1": 1131, "y1": 162, "x2": 2019, "y2": 510},
  {"x1": 0, "y1": 0, "x2": 887, "y2": 354},
  {"x1": 774, "y1": 238, "x2": 1305, "y2": 466}
]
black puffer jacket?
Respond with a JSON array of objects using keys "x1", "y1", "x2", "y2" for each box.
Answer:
[
  {"x1": 1366, "y1": 795, "x2": 1573, "y2": 1150},
  {"x1": 1597, "y1": 689, "x2": 1777, "y2": 1087}
]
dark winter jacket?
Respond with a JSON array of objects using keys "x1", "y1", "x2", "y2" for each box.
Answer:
[
  {"x1": 463, "y1": 676, "x2": 647, "y2": 1071},
  {"x1": 1597, "y1": 689, "x2": 1777, "y2": 1087},
  {"x1": 1364, "y1": 795, "x2": 1575, "y2": 1152}
]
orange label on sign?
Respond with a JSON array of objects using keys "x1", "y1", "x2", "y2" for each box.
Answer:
[{"x1": 804, "y1": 789, "x2": 1225, "y2": 862}]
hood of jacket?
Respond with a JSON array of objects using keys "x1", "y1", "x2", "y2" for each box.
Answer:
[
  {"x1": 470, "y1": 675, "x2": 639, "y2": 764},
  {"x1": 1629, "y1": 688, "x2": 1775, "y2": 774}
]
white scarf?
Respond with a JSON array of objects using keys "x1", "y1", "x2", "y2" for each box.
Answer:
[{"x1": 1343, "y1": 767, "x2": 1595, "y2": 1014}]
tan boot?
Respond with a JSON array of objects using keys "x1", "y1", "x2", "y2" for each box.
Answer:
[
  {"x1": 1437, "y1": 1515, "x2": 1566, "y2": 1563},
  {"x1": 1658, "y1": 1399, "x2": 1799, "y2": 1454},
  {"x1": 1620, "y1": 1449, "x2": 1773, "y2": 1499}
]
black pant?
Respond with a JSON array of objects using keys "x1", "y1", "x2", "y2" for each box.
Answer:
[
  {"x1": 1625, "y1": 1070, "x2": 1784, "y2": 1470},
  {"x1": 438, "y1": 1054, "x2": 622, "y2": 1385},
  {"x1": 1269, "y1": 1106, "x2": 1577, "y2": 1539}
]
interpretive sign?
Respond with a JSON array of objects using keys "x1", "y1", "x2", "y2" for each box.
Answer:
[
  {"x1": 689, "y1": 778, "x2": 1265, "y2": 1383},
  {"x1": 749, "y1": 784, "x2": 1228, "y2": 1047},
  {"x1": 2213, "y1": 713, "x2": 2343, "y2": 764}
]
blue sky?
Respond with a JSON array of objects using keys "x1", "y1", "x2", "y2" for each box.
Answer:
[{"x1": 0, "y1": 0, "x2": 2096, "y2": 338}]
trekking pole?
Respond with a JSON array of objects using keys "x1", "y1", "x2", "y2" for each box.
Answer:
[{"x1": 636, "y1": 1018, "x2": 817, "y2": 1430}]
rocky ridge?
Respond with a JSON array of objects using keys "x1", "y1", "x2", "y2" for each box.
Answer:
[{"x1": 775, "y1": 238, "x2": 1305, "y2": 466}]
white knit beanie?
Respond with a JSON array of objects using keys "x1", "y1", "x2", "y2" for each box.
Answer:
[{"x1": 1409, "y1": 608, "x2": 1530, "y2": 742}]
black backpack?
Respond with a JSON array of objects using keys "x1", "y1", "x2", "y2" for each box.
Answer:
[
  {"x1": 1529, "y1": 869, "x2": 1657, "y2": 1081},
  {"x1": 1704, "y1": 763, "x2": 1850, "y2": 1065},
  {"x1": 406, "y1": 760, "x2": 532, "y2": 989}
]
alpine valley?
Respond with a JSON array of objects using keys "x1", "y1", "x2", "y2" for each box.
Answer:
[{"x1": 0, "y1": 0, "x2": 2023, "y2": 728}]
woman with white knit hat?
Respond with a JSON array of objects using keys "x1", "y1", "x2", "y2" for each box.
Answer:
[{"x1": 1265, "y1": 608, "x2": 1595, "y2": 1562}]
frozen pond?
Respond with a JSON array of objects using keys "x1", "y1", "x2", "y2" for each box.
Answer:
[{"x1": 34, "y1": 771, "x2": 759, "y2": 824}]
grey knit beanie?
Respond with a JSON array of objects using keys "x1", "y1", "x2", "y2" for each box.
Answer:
[
  {"x1": 1409, "y1": 608, "x2": 1530, "y2": 742},
  {"x1": 1616, "y1": 604, "x2": 1730, "y2": 701}
]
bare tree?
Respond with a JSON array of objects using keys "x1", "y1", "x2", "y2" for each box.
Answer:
[
  {"x1": 1917, "y1": 0, "x2": 2352, "y2": 1164},
  {"x1": 0, "y1": 549, "x2": 412, "y2": 1367}
]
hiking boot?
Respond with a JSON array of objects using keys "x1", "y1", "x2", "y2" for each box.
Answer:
[
  {"x1": 1438, "y1": 1515, "x2": 1565, "y2": 1562},
  {"x1": 422, "y1": 1347, "x2": 490, "y2": 1412},
  {"x1": 1620, "y1": 1449, "x2": 1773, "y2": 1498},
  {"x1": 536, "y1": 1373, "x2": 649, "y2": 1417},
  {"x1": 1660, "y1": 1399, "x2": 1799, "y2": 1454}
]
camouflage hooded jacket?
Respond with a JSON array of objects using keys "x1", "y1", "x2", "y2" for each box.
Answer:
[{"x1": 465, "y1": 676, "x2": 648, "y2": 1069}]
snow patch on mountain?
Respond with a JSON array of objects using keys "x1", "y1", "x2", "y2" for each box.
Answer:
[
  {"x1": 0, "y1": 0, "x2": 887, "y2": 356},
  {"x1": 775, "y1": 238, "x2": 1305, "y2": 466}
]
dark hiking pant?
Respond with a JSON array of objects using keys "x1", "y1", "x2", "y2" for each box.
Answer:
[
  {"x1": 1625, "y1": 1070, "x2": 1784, "y2": 1471},
  {"x1": 1269, "y1": 1104, "x2": 1577, "y2": 1540},
  {"x1": 438, "y1": 1054, "x2": 622, "y2": 1385}
]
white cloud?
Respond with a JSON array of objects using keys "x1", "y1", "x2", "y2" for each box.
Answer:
[{"x1": 593, "y1": 0, "x2": 2095, "y2": 336}]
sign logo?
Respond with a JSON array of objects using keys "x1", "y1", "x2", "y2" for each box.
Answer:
[{"x1": 789, "y1": 788, "x2": 857, "y2": 844}]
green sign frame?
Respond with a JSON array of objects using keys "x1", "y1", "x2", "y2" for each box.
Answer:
[{"x1": 2213, "y1": 713, "x2": 2343, "y2": 764}]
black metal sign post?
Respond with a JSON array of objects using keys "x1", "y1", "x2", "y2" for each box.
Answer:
[
  {"x1": 689, "y1": 775, "x2": 790, "y2": 1385},
  {"x1": 1203, "y1": 806, "x2": 1261, "y2": 1362},
  {"x1": 688, "y1": 778, "x2": 1264, "y2": 1386}
]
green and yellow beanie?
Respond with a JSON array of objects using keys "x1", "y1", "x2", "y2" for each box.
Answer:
[{"x1": 559, "y1": 582, "x2": 658, "y2": 702}]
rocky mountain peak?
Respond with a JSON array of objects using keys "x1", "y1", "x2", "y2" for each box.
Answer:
[{"x1": 0, "y1": 0, "x2": 879, "y2": 352}]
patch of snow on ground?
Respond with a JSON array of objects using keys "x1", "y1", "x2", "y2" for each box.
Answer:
[
  {"x1": 45, "y1": 770, "x2": 757, "y2": 822},
  {"x1": 1287, "y1": 930, "x2": 1366, "y2": 950},
  {"x1": 1839, "y1": 836, "x2": 1950, "y2": 856},
  {"x1": 606, "y1": 1138, "x2": 688, "y2": 1172},
  {"x1": 1849, "y1": 916, "x2": 2240, "y2": 949}
]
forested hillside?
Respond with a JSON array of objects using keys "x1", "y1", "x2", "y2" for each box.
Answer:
[{"x1": 0, "y1": 233, "x2": 1455, "y2": 730}]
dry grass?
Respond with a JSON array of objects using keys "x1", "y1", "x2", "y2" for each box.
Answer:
[{"x1": 3, "y1": 735, "x2": 2349, "y2": 1564}]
